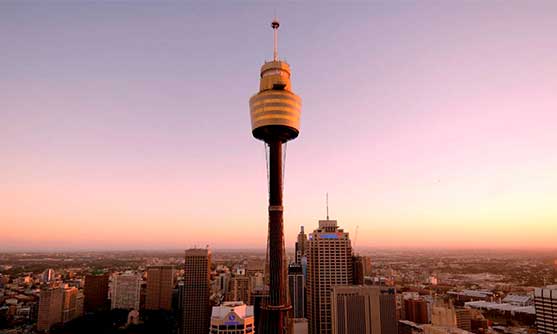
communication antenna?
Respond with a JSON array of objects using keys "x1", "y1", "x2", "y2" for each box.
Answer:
[
  {"x1": 354, "y1": 225, "x2": 360, "y2": 249},
  {"x1": 271, "y1": 18, "x2": 280, "y2": 61},
  {"x1": 326, "y1": 193, "x2": 329, "y2": 220}
]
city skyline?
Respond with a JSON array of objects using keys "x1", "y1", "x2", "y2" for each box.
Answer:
[{"x1": 2, "y1": 2, "x2": 557, "y2": 251}]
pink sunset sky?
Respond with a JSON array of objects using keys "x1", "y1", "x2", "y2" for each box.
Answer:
[{"x1": 1, "y1": 3, "x2": 556, "y2": 251}]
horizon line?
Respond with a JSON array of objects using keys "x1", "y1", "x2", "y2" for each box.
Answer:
[{"x1": 2, "y1": 246, "x2": 556, "y2": 253}]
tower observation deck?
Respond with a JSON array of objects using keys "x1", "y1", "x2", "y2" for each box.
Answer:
[{"x1": 249, "y1": 19, "x2": 302, "y2": 334}]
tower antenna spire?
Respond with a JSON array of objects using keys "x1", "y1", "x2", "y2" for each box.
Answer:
[
  {"x1": 326, "y1": 192, "x2": 329, "y2": 220},
  {"x1": 271, "y1": 18, "x2": 280, "y2": 61}
]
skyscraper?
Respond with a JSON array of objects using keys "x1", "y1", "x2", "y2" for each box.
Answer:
[
  {"x1": 182, "y1": 248, "x2": 211, "y2": 334},
  {"x1": 42, "y1": 269, "x2": 55, "y2": 283},
  {"x1": 295, "y1": 226, "x2": 308, "y2": 265},
  {"x1": 288, "y1": 263, "x2": 305, "y2": 318},
  {"x1": 210, "y1": 301, "x2": 255, "y2": 334},
  {"x1": 146, "y1": 265, "x2": 174, "y2": 310},
  {"x1": 83, "y1": 273, "x2": 109, "y2": 313},
  {"x1": 331, "y1": 286, "x2": 398, "y2": 334},
  {"x1": 307, "y1": 219, "x2": 353, "y2": 334},
  {"x1": 534, "y1": 286, "x2": 557, "y2": 334},
  {"x1": 111, "y1": 272, "x2": 141, "y2": 310},
  {"x1": 37, "y1": 286, "x2": 64, "y2": 332},
  {"x1": 250, "y1": 286, "x2": 269, "y2": 334},
  {"x1": 249, "y1": 18, "x2": 302, "y2": 334}
]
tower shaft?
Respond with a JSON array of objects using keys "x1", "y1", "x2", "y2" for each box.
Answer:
[
  {"x1": 268, "y1": 139, "x2": 285, "y2": 305},
  {"x1": 260, "y1": 139, "x2": 290, "y2": 334}
]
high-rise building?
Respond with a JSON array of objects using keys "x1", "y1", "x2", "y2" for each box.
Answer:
[
  {"x1": 331, "y1": 285, "x2": 397, "y2": 334},
  {"x1": 289, "y1": 318, "x2": 309, "y2": 334},
  {"x1": 307, "y1": 219, "x2": 353, "y2": 334},
  {"x1": 146, "y1": 265, "x2": 174, "y2": 310},
  {"x1": 111, "y1": 272, "x2": 141, "y2": 310},
  {"x1": 250, "y1": 272, "x2": 265, "y2": 292},
  {"x1": 352, "y1": 255, "x2": 365, "y2": 285},
  {"x1": 84, "y1": 273, "x2": 109, "y2": 313},
  {"x1": 62, "y1": 286, "x2": 79, "y2": 323},
  {"x1": 431, "y1": 301, "x2": 457, "y2": 327},
  {"x1": 535, "y1": 286, "x2": 557, "y2": 334},
  {"x1": 249, "y1": 18, "x2": 302, "y2": 334},
  {"x1": 295, "y1": 226, "x2": 308, "y2": 264},
  {"x1": 288, "y1": 263, "x2": 305, "y2": 318},
  {"x1": 454, "y1": 308, "x2": 472, "y2": 332},
  {"x1": 75, "y1": 292, "x2": 84, "y2": 319},
  {"x1": 173, "y1": 281, "x2": 185, "y2": 325},
  {"x1": 362, "y1": 256, "x2": 373, "y2": 277},
  {"x1": 182, "y1": 248, "x2": 211, "y2": 334},
  {"x1": 37, "y1": 286, "x2": 64, "y2": 331},
  {"x1": 210, "y1": 301, "x2": 255, "y2": 334},
  {"x1": 404, "y1": 299, "x2": 429, "y2": 324},
  {"x1": 229, "y1": 275, "x2": 251, "y2": 304},
  {"x1": 216, "y1": 272, "x2": 231, "y2": 298},
  {"x1": 553, "y1": 260, "x2": 557, "y2": 284},
  {"x1": 42, "y1": 269, "x2": 55, "y2": 283},
  {"x1": 250, "y1": 287, "x2": 269, "y2": 334}
]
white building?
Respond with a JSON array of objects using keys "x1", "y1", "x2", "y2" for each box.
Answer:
[
  {"x1": 502, "y1": 294, "x2": 532, "y2": 306},
  {"x1": 210, "y1": 301, "x2": 254, "y2": 334},
  {"x1": 111, "y1": 272, "x2": 141, "y2": 310}
]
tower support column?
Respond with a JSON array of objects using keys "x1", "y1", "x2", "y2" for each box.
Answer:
[{"x1": 261, "y1": 139, "x2": 290, "y2": 334}]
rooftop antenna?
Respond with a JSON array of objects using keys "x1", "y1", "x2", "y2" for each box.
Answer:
[
  {"x1": 326, "y1": 193, "x2": 329, "y2": 220},
  {"x1": 271, "y1": 17, "x2": 280, "y2": 61}
]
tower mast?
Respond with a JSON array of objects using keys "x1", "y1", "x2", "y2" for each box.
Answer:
[{"x1": 272, "y1": 19, "x2": 279, "y2": 61}]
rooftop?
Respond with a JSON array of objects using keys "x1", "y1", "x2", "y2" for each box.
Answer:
[
  {"x1": 465, "y1": 301, "x2": 535, "y2": 315},
  {"x1": 211, "y1": 301, "x2": 254, "y2": 320}
]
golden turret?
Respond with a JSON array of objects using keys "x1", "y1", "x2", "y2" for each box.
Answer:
[{"x1": 249, "y1": 20, "x2": 302, "y2": 143}]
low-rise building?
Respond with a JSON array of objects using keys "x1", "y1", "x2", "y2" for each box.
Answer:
[{"x1": 210, "y1": 301, "x2": 254, "y2": 334}]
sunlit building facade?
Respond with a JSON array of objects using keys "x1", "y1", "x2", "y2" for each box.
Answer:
[
  {"x1": 62, "y1": 286, "x2": 79, "y2": 323},
  {"x1": 331, "y1": 285, "x2": 397, "y2": 334},
  {"x1": 37, "y1": 286, "x2": 64, "y2": 332},
  {"x1": 307, "y1": 219, "x2": 353, "y2": 334}
]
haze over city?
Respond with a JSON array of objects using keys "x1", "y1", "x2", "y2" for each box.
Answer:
[{"x1": 2, "y1": 2, "x2": 557, "y2": 251}]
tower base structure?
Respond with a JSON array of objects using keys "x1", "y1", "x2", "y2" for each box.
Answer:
[{"x1": 259, "y1": 304, "x2": 292, "y2": 334}]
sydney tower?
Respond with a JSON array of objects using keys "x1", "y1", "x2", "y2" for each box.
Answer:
[{"x1": 249, "y1": 19, "x2": 302, "y2": 333}]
